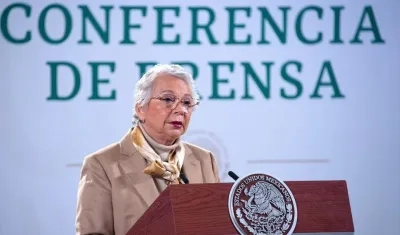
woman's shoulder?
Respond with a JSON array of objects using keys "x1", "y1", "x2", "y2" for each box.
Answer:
[
  {"x1": 182, "y1": 142, "x2": 217, "y2": 161},
  {"x1": 83, "y1": 128, "x2": 136, "y2": 165},
  {"x1": 82, "y1": 142, "x2": 121, "y2": 167},
  {"x1": 182, "y1": 142, "x2": 211, "y2": 154}
]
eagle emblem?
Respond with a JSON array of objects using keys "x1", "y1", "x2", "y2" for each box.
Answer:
[{"x1": 228, "y1": 173, "x2": 297, "y2": 235}]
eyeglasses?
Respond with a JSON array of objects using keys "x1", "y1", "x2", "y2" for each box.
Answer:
[{"x1": 151, "y1": 94, "x2": 199, "y2": 111}]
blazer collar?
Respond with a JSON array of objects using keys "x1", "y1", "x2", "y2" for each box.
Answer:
[
  {"x1": 181, "y1": 143, "x2": 202, "y2": 184},
  {"x1": 118, "y1": 128, "x2": 159, "y2": 207},
  {"x1": 119, "y1": 127, "x2": 138, "y2": 157}
]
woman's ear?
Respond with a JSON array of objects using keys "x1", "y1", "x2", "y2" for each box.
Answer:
[{"x1": 135, "y1": 104, "x2": 145, "y2": 121}]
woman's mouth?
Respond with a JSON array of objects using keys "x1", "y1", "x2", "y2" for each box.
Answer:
[{"x1": 169, "y1": 121, "x2": 183, "y2": 128}]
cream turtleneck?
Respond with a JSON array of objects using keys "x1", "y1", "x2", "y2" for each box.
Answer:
[{"x1": 138, "y1": 122, "x2": 179, "y2": 162}]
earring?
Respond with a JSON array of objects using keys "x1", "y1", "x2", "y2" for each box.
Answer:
[{"x1": 140, "y1": 119, "x2": 145, "y2": 123}]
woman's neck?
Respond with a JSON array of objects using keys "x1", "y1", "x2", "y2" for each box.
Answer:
[{"x1": 138, "y1": 122, "x2": 179, "y2": 153}]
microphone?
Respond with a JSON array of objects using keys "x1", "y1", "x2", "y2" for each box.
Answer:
[
  {"x1": 228, "y1": 171, "x2": 239, "y2": 181},
  {"x1": 180, "y1": 172, "x2": 189, "y2": 184}
]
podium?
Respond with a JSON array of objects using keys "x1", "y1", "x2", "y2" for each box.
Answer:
[{"x1": 127, "y1": 181, "x2": 354, "y2": 234}]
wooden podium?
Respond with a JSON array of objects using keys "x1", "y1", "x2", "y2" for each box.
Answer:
[{"x1": 127, "y1": 181, "x2": 354, "y2": 235}]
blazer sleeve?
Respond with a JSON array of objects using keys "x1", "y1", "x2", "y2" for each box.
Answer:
[
  {"x1": 210, "y1": 152, "x2": 221, "y2": 183},
  {"x1": 75, "y1": 156, "x2": 114, "y2": 235}
]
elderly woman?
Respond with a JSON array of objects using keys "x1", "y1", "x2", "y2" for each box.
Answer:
[{"x1": 75, "y1": 64, "x2": 220, "y2": 235}]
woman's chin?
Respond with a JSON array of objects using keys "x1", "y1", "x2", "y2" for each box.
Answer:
[{"x1": 166, "y1": 128, "x2": 185, "y2": 139}]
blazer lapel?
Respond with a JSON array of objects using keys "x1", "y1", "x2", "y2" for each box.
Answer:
[
  {"x1": 182, "y1": 145, "x2": 203, "y2": 184},
  {"x1": 118, "y1": 129, "x2": 159, "y2": 208}
]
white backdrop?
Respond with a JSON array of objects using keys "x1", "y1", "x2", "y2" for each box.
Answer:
[{"x1": 1, "y1": 0, "x2": 399, "y2": 234}]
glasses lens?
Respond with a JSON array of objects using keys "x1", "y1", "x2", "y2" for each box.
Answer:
[
  {"x1": 182, "y1": 98, "x2": 194, "y2": 107},
  {"x1": 158, "y1": 95, "x2": 198, "y2": 110}
]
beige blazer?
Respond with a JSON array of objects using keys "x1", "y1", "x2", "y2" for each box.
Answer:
[{"x1": 75, "y1": 129, "x2": 221, "y2": 235}]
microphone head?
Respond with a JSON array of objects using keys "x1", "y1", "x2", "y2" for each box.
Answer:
[
  {"x1": 228, "y1": 171, "x2": 239, "y2": 181},
  {"x1": 180, "y1": 173, "x2": 189, "y2": 184}
]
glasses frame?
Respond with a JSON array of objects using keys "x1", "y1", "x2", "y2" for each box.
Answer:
[{"x1": 150, "y1": 94, "x2": 200, "y2": 110}]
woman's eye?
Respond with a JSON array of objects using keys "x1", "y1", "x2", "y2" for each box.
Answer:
[{"x1": 163, "y1": 97, "x2": 174, "y2": 102}]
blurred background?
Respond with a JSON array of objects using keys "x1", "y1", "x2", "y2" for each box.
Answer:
[{"x1": 1, "y1": 0, "x2": 399, "y2": 234}]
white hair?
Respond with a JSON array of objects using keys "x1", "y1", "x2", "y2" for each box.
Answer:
[{"x1": 132, "y1": 64, "x2": 200, "y2": 125}]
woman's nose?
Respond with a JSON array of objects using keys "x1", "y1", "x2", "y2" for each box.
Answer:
[{"x1": 173, "y1": 102, "x2": 189, "y2": 114}]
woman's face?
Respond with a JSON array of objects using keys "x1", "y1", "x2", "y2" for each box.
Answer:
[{"x1": 136, "y1": 74, "x2": 196, "y2": 145}]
